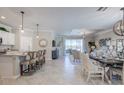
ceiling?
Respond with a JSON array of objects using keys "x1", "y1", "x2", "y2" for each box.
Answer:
[{"x1": 0, "y1": 7, "x2": 122, "y2": 35}]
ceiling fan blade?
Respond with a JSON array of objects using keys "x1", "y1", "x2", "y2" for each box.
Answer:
[
  {"x1": 97, "y1": 7, "x2": 108, "y2": 11},
  {"x1": 102, "y1": 7, "x2": 108, "y2": 11},
  {"x1": 97, "y1": 7, "x2": 104, "y2": 11}
]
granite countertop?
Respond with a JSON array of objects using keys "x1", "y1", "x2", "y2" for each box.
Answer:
[{"x1": 0, "y1": 51, "x2": 27, "y2": 57}]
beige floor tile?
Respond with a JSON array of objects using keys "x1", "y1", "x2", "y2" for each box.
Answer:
[{"x1": 0, "y1": 56, "x2": 121, "y2": 85}]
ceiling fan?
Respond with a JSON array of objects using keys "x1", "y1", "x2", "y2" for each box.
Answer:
[{"x1": 97, "y1": 7, "x2": 108, "y2": 11}]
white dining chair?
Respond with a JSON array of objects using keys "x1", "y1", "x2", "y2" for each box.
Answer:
[
  {"x1": 71, "y1": 50, "x2": 80, "y2": 62},
  {"x1": 81, "y1": 53, "x2": 104, "y2": 82}
]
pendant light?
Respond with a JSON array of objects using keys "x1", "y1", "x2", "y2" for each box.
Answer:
[
  {"x1": 20, "y1": 11, "x2": 24, "y2": 33},
  {"x1": 36, "y1": 24, "x2": 39, "y2": 38},
  {"x1": 113, "y1": 7, "x2": 124, "y2": 36},
  {"x1": 82, "y1": 32, "x2": 86, "y2": 39}
]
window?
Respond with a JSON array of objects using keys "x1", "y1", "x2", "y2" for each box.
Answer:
[{"x1": 65, "y1": 39, "x2": 83, "y2": 52}]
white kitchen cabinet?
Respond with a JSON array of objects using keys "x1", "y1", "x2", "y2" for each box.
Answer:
[
  {"x1": 0, "y1": 31, "x2": 15, "y2": 45},
  {"x1": 8, "y1": 33, "x2": 15, "y2": 45},
  {"x1": 0, "y1": 31, "x2": 7, "y2": 45}
]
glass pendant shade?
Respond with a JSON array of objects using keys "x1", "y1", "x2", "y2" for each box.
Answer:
[
  {"x1": 113, "y1": 20, "x2": 124, "y2": 36},
  {"x1": 113, "y1": 7, "x2": 124, "y2": 36},
  {"x1": 36, "y1": 35, "x2": 39, "y2": 38},
  {"x1": 20, "y1": 11, "x2": 24, "y2": 33},
  {"x1": 21, "y1": 29, "x2": 24, "y2": 33}
]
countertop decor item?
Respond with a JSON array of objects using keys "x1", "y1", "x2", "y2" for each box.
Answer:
[
  {"x1": 113, "y1": 7, "x2": 124, "y2": 36},
  {"x1": 39, "y1": 39, "x2": 48, "y2": 47},
  {"x1": 0, "y1": 27, "x2": 9, "y2": 32}
]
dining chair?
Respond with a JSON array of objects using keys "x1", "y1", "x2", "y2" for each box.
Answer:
[
  {"x1": 80, "y1": 52, "x2": 85, "y2": 73},
  {"x1": 81, "y1": 53, "x2": 104, "y2": 82},
  {"x1": 123, "y1": 64, "x2": 124, "y2": 84},
  {"x1": 71, "y1": 50, "x2": 80, "y2": 62},
  {"x1": 110, "y1": 67, "x2": 123, "y2": 83}
]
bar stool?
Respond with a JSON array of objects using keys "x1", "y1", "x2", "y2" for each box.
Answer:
[
  {"x1": 20, "y1": 52, "x2": 31, "y2": 75},
  {"x1": 20, "y1": 52, "x2": 36, "y2": 75},
  {"x1": 43, "y1": 50, "x2": 46, "y2": 63},
  {"x1": 38, "y1": 50, "x2": 43, "y2": 66},
  {"x1": 29, "y1": 51, "x2": 37, "y2": 71},
  {"x1": 34, "y1": 51, "x2": 40, "y2": 70}
]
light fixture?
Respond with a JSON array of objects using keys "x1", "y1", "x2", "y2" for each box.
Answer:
[
  {"x1": 1, "y1": 16, "x2": 6, "y2": 19},
  {"x1": 20, "y1": 11, "x2": 24, "y2": 33},
  {"x1": 113, "y1": 7, "x2": 124, "y2": 36},
  {"x1": 19, "y1": 25, "x2": 22, "y2": 28},
  {"x1": 81, "y1": 32, "x2": 86, "y2": 39},
  {"x1": 36, "y1": 24, "x2": 39, "y2": 38}
]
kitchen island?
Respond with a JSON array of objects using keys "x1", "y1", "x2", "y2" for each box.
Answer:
[{"x1": 0, "y1": 51, "x2": 26, "y2": 79}]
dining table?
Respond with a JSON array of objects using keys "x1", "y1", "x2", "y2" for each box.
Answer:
[{"x1": 89, "y1": 55, "x2": 124, "y2": 84}]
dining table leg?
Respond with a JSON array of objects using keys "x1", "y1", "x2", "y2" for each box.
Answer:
[
  {"x1": 122, "y1": 63, "x2": 124, "y2": 84},
  {"x1": 103, "y1": 66, "x2": 112, "y2": 84},
  {"x1": 109, "y1": 67, "x2": 113, "y2": 82}
]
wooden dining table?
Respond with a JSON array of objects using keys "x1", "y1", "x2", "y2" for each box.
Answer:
[{"x1": 89, "y1": 56, "x2": 124, "y2": 84}]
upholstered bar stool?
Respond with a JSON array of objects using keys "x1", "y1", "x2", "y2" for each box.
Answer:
[
  {"x1": 33, "y1": 51, "x2": 40, "y2": 70},
  {"x1": 29, "y1": 51, "x2": 37, "y2": 71},
  {"x1": 20, "y1": 52, "x2": 31, "y2": 75},
  {"x1": 39, "y1": 50, "x2": 44, "y2": 66},
  {"x1": 43, "y1": 50, "x2": 46, "y2": 63},
  {"x1": 20, "y1": 52, "x2": 36, "y2": 75}
]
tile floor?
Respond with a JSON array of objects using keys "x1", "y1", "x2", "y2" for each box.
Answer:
[{"x1": 0, "y1": 56, "x2": 121, "y2": 85}]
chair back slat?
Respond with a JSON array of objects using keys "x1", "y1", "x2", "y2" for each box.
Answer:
[{"x1": 82, "y1": 53, "x2": 92, "y2": 71}]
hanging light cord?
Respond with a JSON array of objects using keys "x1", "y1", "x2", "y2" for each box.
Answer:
[
  {"x1": 37, "y1": 24, "x2": 39, "y2": 35},
  {"x1": 21, "y1": 11, "x2": 24, "y2": 30},
  {"x1": 122, "y1": 7, "x2": 124, "y2": 32}
]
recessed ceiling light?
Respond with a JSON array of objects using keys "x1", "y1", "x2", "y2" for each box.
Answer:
[{"x1": 1, "y1": 16, "x2": 6, "y2": 19}]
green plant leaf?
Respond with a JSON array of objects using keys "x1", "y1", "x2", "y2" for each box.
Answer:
[{"x1": 0, "y1": 27, "x2": 9, "y2": 32}]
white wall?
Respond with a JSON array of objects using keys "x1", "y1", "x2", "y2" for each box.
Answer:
[
  {"x1": 14, "y1": 28, "x2": 55, "y2": 60},
  {"x1": 33, "y1": 31, "x2": 55, "y2": 60},
  {"x1": 14, "y1": 28, "x2": 34, "y2": 51}
]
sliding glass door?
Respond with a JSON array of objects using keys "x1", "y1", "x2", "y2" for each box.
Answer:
[{"x1": 65, "y1": 39, "x2": 83, "y2": 52}]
